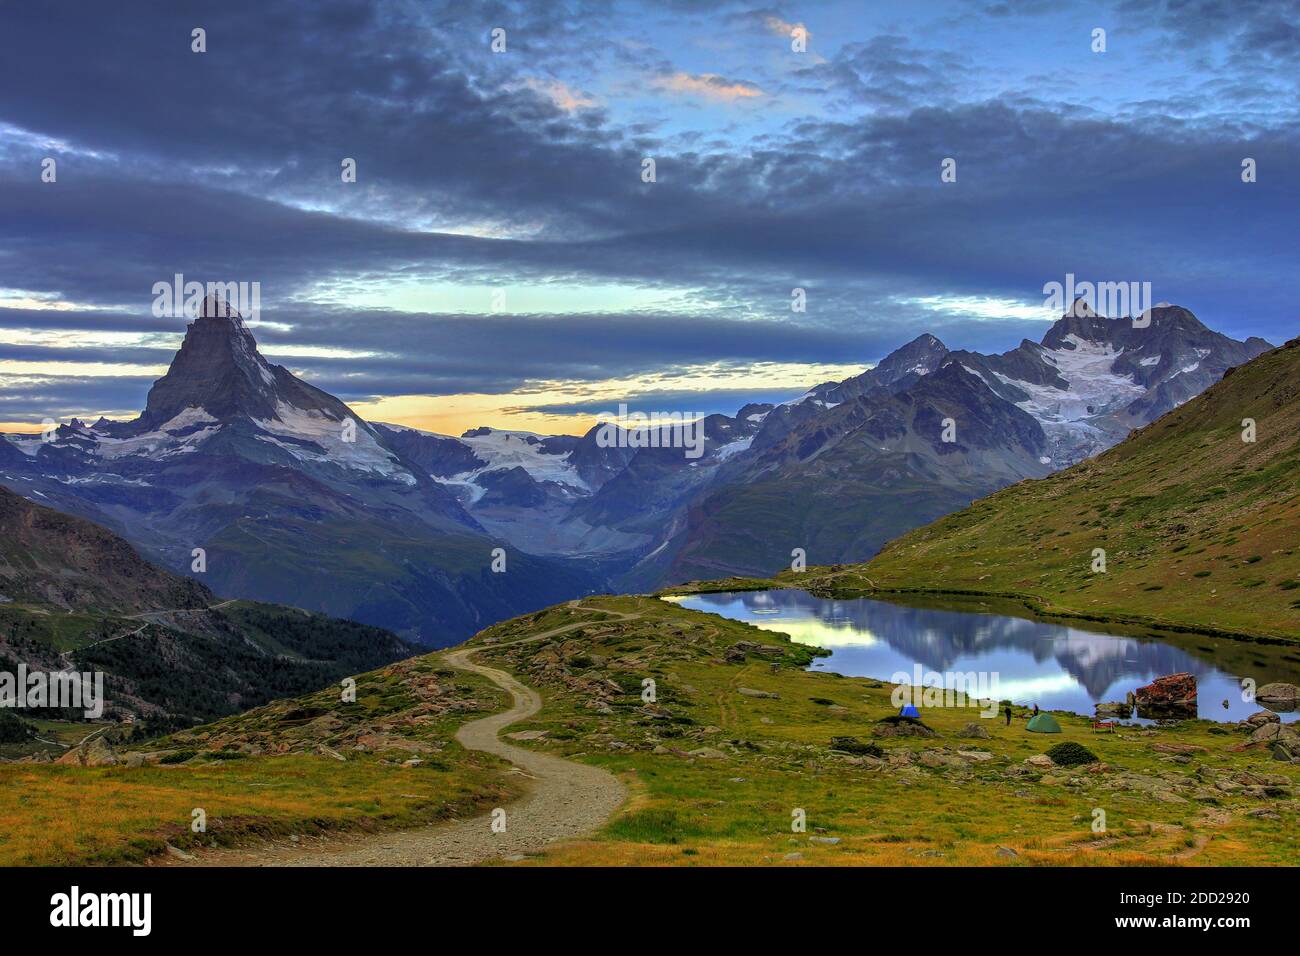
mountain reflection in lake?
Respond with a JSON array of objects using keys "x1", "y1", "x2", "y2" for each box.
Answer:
[{"x1": 665, "y1": 590, "x2": 1300, "y2": 724}]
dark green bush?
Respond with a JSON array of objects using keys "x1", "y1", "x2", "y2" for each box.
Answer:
[
  {"x1": 0, "y1": 710, "x2": 32, "y2": 743},
  {"x1": 1045, "y1": 741, "x2": 1099, "y2": 767}
]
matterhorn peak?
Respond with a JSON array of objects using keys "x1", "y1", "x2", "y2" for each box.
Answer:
[
  {"x1": 131, "y1": 295, "x2": 281, "y2": 431},
  {"x1": 197, "y1": 293, "x2": 247, "y2": 325}
]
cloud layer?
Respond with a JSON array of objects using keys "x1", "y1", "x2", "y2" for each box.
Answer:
[{"x1": 1, "y1": 0, "x2": 1296, "y2": 431}]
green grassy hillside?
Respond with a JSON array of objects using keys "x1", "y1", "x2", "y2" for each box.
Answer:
[
  {"x1": 0, "y1": 654, "x2": 519, "y2": 864},
  {"x1": 808, "y1": 338, "x2": 1300, "y2": 642},
  {"x1": 6, "y1": 595, "x2": 1294, "y2": 866}
]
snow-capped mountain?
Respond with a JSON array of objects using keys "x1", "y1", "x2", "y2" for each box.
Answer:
[
  {"x1": 653, "y1": 303, "x2": 1272, "y2": 582},
  {"x1": 0, "y1": 298, "x2": 599, "y2": 646},
  {"x1": 0, "y1": 297, "x2": 1273, "y2": 623},
  {"x1": 951, "y1": 303, "x2": 1272, "y2": 465}
]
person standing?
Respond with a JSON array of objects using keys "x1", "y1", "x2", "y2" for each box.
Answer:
[{"x1": 1003, "y1": 703, "x2": 1012, "y2": 727}]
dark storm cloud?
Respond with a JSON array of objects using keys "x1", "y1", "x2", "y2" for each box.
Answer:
[
  {"x1": 1, "y1": 0, "x2": 1297, "y2": 424},
  {"x1": 0, "y1": 0, "x2": 689, "y2": 239},
  {"x1": 0, "y1": 376, "x2": 156, "y2": 421},
  {"x1": 7, "y1": 93, "x2": 1296, "y2": 332},
  {"x1": 1116, "y1": 0, "x2": 1300, "y2": 62}
]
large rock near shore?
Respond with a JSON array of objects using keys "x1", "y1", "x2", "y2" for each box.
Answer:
[
  {"x1": 1135, "y1": 672, "x2": 1197, "y2": 718},
  {"x1": 1096, "y1": 701, "x2": 1131, "y2": 719},
  {"x1": 1256, "y1": 683, "x2": 1299, "y2": 711}
]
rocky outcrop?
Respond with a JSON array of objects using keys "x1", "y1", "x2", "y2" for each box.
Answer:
[
  {"x1": 1095, "y1": 701, "x2": 1131, "y2": 719},
  {"x1": 1245, "y1": 710, "x2": 1280, "y2": 728},
  {"x1": 724, "y1": 641, "x2": 784, "y2": 663},
  {"x1": 1135, "y1": 672, "x2": 1197, "y2": 718},
  {"x1": 1257, "y1": 683, "x2": 1299, "y2": 712},
  {"x1": 1248, "y1": 721, "x2": 1300, "y2": 746},
  {"x1": 873, "y1": 720, "x2": 936, "y2": 738},
  {"x1": 55, "y1": 736, "x2": 119, "y2": 767}
]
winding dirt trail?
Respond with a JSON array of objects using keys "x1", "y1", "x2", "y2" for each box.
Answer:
[{"x1": 168, "y1": 606, "x2": 633, "y2": 867}]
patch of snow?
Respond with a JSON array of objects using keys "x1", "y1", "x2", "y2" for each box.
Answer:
[
  {"x1": 450, "y1": 428, "x2": 590, "y2": 493},
  {"x1": 6, "y1": 435, "x2": 42, "y2": 457},
  {"x1": 95, "y1": 408, "x2": 222, "y2": 460},
  {"x1": 997, "y1": 337, "x2": 1145, "y2": 425},
  {"x1": 713, "y1": 436, "x2": 753, "y2": 461},
  {"x1": 1139, "y1": 356, "x2": 1160, "y2": 367},
  {"x1": 62, "y1": 475, "x2": 152, "y2": 487},
  {"x1": 255, "y1": 401, "x2": 416, "y2": 483}
]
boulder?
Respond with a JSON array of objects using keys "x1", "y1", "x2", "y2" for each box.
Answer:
[
  {"x1": 725, "y1": 641, "x2": 783, "y2": 662},
  {"x1": 1256, "y1": 682, "x2": 1299, "y2": 711},
  {"x1": 1152, "y1": 742, "x2": 1207, "y2": 754},
  {"x1": 873, "y1": 721, "x2": 936, "y2": 738},
  {"x1": 1095, "y1": 701, "x2": 1131, "y2": 719},
  {"x1": 1249, "y1": 721, "x2": 1300, "y2": 745},
  {"x1": 957, "y1": 722, "x2": 991, "y2": 739},
  {"x1": 1134, "y1": 672, "x2": 1197, "y2": 718},
  {"x1": 736, "y1": 687, "x2": 779, "y2": 699},
  {"x1": 1245, "y1": 710, "x2": 1281, "y2": 728},
  {"x1": 1135, "y1": 672, "x2": 1196, "y2": 706},
  {"x1": 919, "y1": 749, "x2": 966, "y2": 769},
  {"x1": 687, "y1": 747, "x2": 728, "y2": 760},
  {"x1": 55, "y1": 736, "x2": 119, "y2": 767},
  {"x1": 1272, "y1": 742, "x2": 1299, "y2": 764}
]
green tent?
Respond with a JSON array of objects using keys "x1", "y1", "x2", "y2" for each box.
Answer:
[{"x1": 1026, "y1": 713, "x2": 1062, "y2": 733}]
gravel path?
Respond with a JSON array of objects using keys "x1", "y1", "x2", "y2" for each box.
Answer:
[{"x1": 167, "y1": 607, "x2": 632, "y2": 867}]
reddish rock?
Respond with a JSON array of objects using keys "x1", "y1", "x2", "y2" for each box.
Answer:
[
  {"x1": 1135, "y1": 672, "x2": 1197, "y2": 707},
  {"x1": 1134, "y1": 673, "x2": 1197, "y2": 718}
]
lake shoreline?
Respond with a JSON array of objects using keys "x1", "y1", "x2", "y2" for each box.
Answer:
[
  {"x1": 664, "y1": 587, "x2": 1300, "y2": 725},
  {"x1": 659, "y1": 574, "x2": 1300, "y2": 649}
]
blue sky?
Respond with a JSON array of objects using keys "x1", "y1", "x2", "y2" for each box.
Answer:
[{"x1": 0, "y1": 0, "x2": 1296, "y2": 434}]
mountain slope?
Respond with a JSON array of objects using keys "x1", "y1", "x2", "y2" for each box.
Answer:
[
  {"x1": 0, "y1": 298, "x2": 1271, "y2": 631},
  {"x1": 0, "y1": 485, "x2": 209, "y2": 612},
  {"x1": 0, "y1": 298, "x2": 602, "y2": 645},
  {"x1": 659, "y1": 361, "x2": 1052, "y2": 582},
  {"x1": 0, "y1": 484, "x2": 414, "y2": 732},
  {"x1": 654, "y1": 305, "x2": 1271, "y2": 585},
  {"x1": 822, "y1": 337, "x2": 1300, "y2": 641}
]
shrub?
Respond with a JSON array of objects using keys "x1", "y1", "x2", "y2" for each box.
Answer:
[
  {"x1": 0, "y1": 711, "x2": 32, "y2": 743},
  {"x1": 158, "y1": 749, "x2": 197, "y2": 765},
  {"x1": 1045, "y1": 741, "x2": 1099, "y2": 767}
]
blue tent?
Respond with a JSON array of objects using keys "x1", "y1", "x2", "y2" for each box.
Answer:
[{"x1": 899, "y1": 704, "x2": 920, "y2": 718}]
